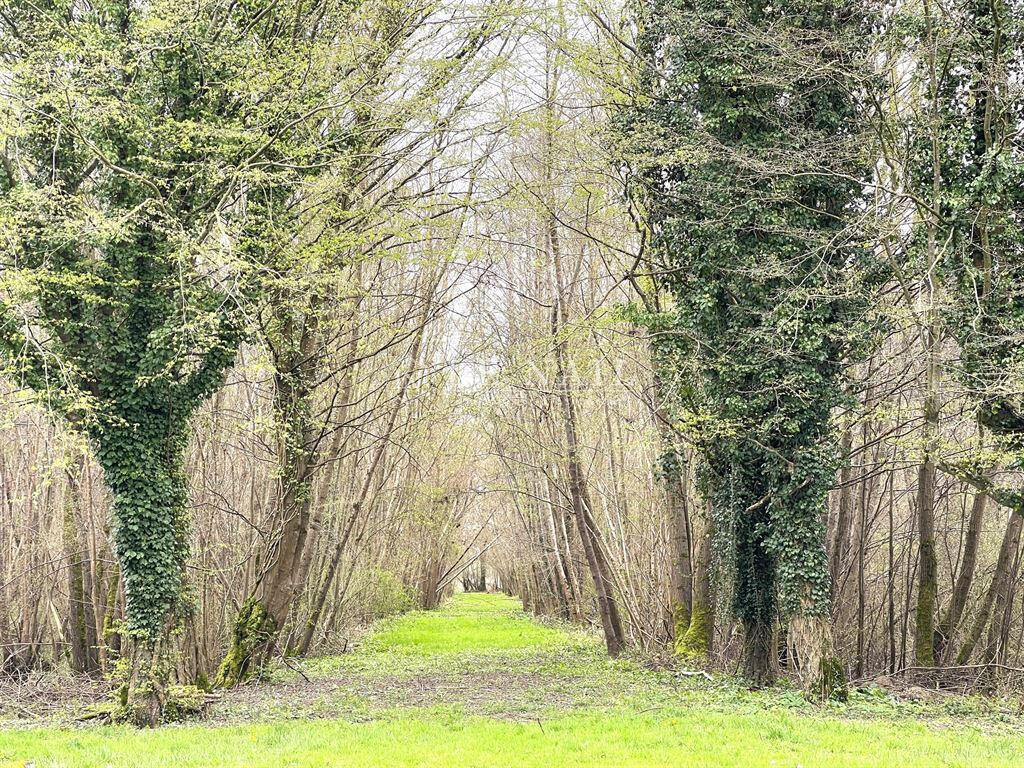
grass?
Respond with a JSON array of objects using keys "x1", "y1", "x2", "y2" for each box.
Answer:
[
  {"x1": 361, "y1": 592, "x2": 571, "y2": 655},
  {"x1": 2, "y1": 593, "x2": 1024, "y2": 767}
]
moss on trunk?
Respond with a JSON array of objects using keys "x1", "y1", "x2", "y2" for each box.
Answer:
[
  {"x1": 670, "y1": 600, "x2": 691, "y2": 648},
  {"x1": 111, "y1": 635, "x2": 172, "y2": 727},
  {"x1": 214, "y1": 597, "x2": 277, "y2": 688},
  {"x1": 676, "y1": 602, "x2": 712, "y2": 661},
  {"x1": 814, "y1": 654, "x2": 849, "y2": 702}
]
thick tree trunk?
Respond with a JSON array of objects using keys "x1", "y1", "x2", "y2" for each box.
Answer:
[
  {"x1": 790, "y1": 614, "x2": 847, "y2": 701},
  {"x1": 121, "y1": 632, "x2": 171, "y2": 728},
  {"x1": 676, "y1": 510, "x2": 713, "y2": 660},
  {"x1": 98, "y1": 426, "x2": 191, "y2": 725},
  {"x1": 742, "y1": 618, "x2": 777, "y2": 687}
]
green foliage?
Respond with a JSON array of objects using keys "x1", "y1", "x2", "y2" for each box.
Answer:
[
  {"x1": 914, "y1": 0, "x2": 1024, "y2": 452},
  {"x1": 0, "y1": 1, "x2": 338, "y2": 641},
  {"x1": 619, "y1": 0, "x2": 871, "y2": 631}
]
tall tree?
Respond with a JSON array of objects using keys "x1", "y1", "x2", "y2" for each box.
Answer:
[
  {"x1": 917, "y1": 0, "x2": 1024, "y2": 665},
  {"x1": 0, "y1": 0, "x2": 336, "y2": 724},
  {"x1": 621, "y1": 0, "x2": 868, "y2": 693},
  {"x1": 214, "y1": 0, "x2": 499, "y2": 685}
]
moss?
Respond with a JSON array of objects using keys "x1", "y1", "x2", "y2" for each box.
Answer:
[
  {"x1": 814, "y1": 655, "x2": 848, "y2": 702},
  {"x1": 670, "y1": 601, "x2": 690, "y2": 649},
  {"x1": 163, "y1": 685, "x2": 207, "y2": 723},
  {"x1": 194, "y1": 670, "x2": 211, "y2": 693},
  {"x1": 914, "y1": 577, "x2": 937, "y2": 666},
  {"x1": 214, "y1": 598, "x2": 276, "y2": 689},
  {"x1": 675, "y1": 603, "x2": 711, "y2": 661}
]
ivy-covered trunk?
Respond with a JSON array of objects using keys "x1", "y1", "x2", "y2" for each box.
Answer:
[
  {"x1": 622, "y1": 0, "x2": 866, "y2": 692},
  {"x1": 93, "y1": 421, "x2": 191, "y2": 726},
  {"x1": 735, "y1": 496, "x2": 778, "y2": 686},
  {"x1": 0, "y1": 0, "x2": 337, "y2": 726}
]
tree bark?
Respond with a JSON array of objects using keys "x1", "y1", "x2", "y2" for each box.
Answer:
[
  {"x1": 957, "y1": 508, "x2": 1023, "y2": 664},
  {"x1": 791, "y1": 614, "x2": 847, "y2": 701},
  {"x1": 935, "y1": 490, "x2": 987, "y2": 662},
  {"x1": 830, "y1": 426, "x2": 855, "y2": 596},
  {"x1": 677, "y1": 507, "x2": 713, "y2": 660},
  {"x1": 913, "y1": 0, "x2": 944, "y2": 670},
  {"x1": 742, "y1": 618, "x2": 777, "y2": 687}
]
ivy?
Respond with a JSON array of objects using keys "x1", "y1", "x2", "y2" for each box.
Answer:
[
  {"x1": 0, "y1": 1, "x2": 331, "y2": 646},
  {"x1": 619, "y1": 0, "x2": 871, "y2": 636},
  {"x1": 920, "y1": 0, "x2": 1024, "y2": 453}
]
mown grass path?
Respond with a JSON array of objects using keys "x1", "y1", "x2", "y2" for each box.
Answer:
[{"x1": 2, "y1": 593, "x2": 1024, "y2": 767}]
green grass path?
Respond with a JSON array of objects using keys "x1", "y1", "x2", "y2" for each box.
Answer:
[{"x1": 2, "y1": 593, "x2": 1023, "y2": 767}]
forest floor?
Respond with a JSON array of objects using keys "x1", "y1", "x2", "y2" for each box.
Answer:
[{"x1": 2, "y1": 593, "x2": 1024, "y2": 766}]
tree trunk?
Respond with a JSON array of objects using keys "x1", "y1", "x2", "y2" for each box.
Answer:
[
  {"x1": 830, "y1": 426, "x2": 854, "y2": 596},
  {"x1": 936, "y1": 490, "x2": 987, "y2": 662},
  {"x1": 957, "y1": 508, "x2": 1023, "y2": 664},
  {"x1": 742, "y1": 618, "x2": 777, "y2": 687},
  {"x1": 914, "y1": 439, "x2": 939, "y2": 666},
  {"x1": 676, "y1": 508, "x2": 713, "y2": 661},
  {"x1": 662, "y1": 443, "x2": 694, "y2": 648},
  {"x1": 913, "y1": 0, "x2": 944, "y2": 669},
  {"x1": 983, "y1": 512, "x2": 1024, "y2": 665},
  {"x1": 215, "y1": 311, "x2": 320, "y2": 688},
  {"x1": 64, "y1": 456, "x2": 99, "y2": 675},
  {"x1": 790, "y1": 614, "x2": 847, "y2": 701},
  {"x1": 97, "y1": 425, "x2": 191, "y2": 725}
]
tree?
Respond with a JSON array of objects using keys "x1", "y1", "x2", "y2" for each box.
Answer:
[
  {"x1": 0, "y1": 0, "x2": 337, "y2": 724},
  {"x1": 916, "y1": 0, "x2": 1024, "y2": 666},
  {"x1": 213, "y1": 0, "x2": 501, "y2": 686},
  {"x1": 621, "y1": 0, "x2": 868, "y2": 693}
]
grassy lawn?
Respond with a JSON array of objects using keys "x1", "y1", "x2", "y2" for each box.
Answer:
[
  {"x1": 361, "y1": 592, "x2": 571, "y2": 655},
  {"x1": 2, "y1": 593, "x2": 1024, "y2": 767}
]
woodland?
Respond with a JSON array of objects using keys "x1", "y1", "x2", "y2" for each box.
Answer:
[{"x1": 0, "y1": 0, "x2": 1023, "y2": 763}]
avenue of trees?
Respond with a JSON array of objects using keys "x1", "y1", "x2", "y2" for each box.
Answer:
[{"x1": 0, "y1": 0, "x2": 1022, "y2": 724}]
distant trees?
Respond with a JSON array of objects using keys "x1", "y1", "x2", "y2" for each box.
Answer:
[{"x1": 214, "y1": 0, "x2": 499, "y2": 686}]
